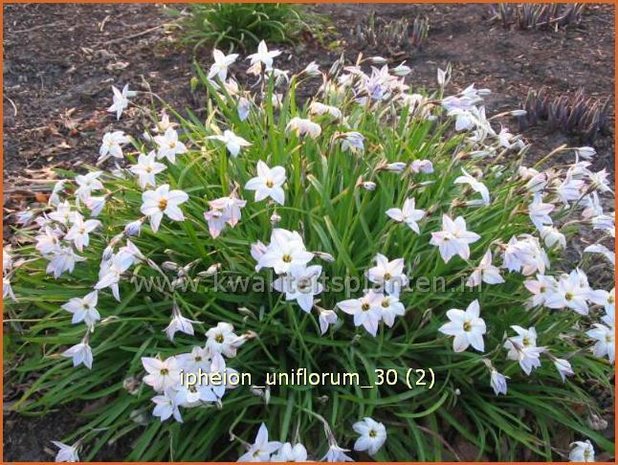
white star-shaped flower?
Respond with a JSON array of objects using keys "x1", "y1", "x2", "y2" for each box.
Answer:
[
  {"x1": 439, "y1": 299, "x2": 486, "y2": 352},
  {"x1": 208, "y1": 48, "x2": 239, "y2": 81},
  {"x1": 430, "y1": 214, "x2": 480, "y2": 263},
  {"x1": 129, "y1": 151, "x2": 167, "y2": 189},
  {"x1": 247, "y1": 40, "x2": 281, "y2": 71},
  {"x1": 385, "y1": 197, "x2": 425, "y2": 233},
  {"x1": 245, "y1": 160, "x2": 286, "y2": 205},
  {"x1": 140, "y1": 184, "x2": 189, "y2": 233},
  {"x1": 207, "y1": 129, "x2": 251, "y2": 157},
  {"x1": 107, "y1": 84, "x2": 136, "y2": 120}
]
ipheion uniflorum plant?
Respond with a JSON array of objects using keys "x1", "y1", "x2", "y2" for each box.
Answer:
[{"x1": 4, "y1": 40, "x2": 614, "y2": 462}]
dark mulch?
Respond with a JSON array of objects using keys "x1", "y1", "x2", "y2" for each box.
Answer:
[
  {"x1": 3, "y1": 4, "x2": 614, "y2": 181},
  {"x1": 3, "y1": 3, "x2": 614, "y2": 461}
]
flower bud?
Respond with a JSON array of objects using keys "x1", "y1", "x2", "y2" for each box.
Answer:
[
  {"x1": 385, "y1": 162, "x2": 407, "y2": 173},
  {"x1": 270, "y1": 212, "x2": 281, "y2": 225},
  {"x1": 392, "y1": 63, "x2": 411, "y2": 76},
  {"x1": 85, "y1": 196, "x2": 106, "y2": 217},
  {"x1": 124, "y1": 219, "x2": 143, "y2": 237},
  {"x1": 314, "y1": 251, "x2": 335, "y2": 262},
  {"x1": 102, "y1": 245, "x2": 114, "y2": 261},
  {"x1": 410, "y1": 159, "x2": 434, "y2": 174},
  {"x1": 370, "y1": 56, "x2": 388, "y2": 64},
  {"x1": 123, "y1": 376, "x2": 140, "y2": 395},
  {"x1": 575, "y1": 146, "x2": 596, "y2": 160},
  {"x1": 237, "y1": 97, "x2": 251, "y2": 121},
  {"x1": 161, "y1": 261, "x2": 180, "y2": 271},
  {"x1": 202, "y1": 263, "x2": 221, "y2": 277},
  {"x1": 302, "y1": 61, "x2": 321, "y2": 77}
]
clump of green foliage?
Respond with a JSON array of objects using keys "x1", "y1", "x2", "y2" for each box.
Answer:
[
  {"x1": 179, "y1": 3, "x2": 316, "y2": 51},
  {"x1": 4, "y1": 49, "x2": 614, "y2": 462}
]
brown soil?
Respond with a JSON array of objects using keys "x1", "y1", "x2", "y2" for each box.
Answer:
[{"x1": 3, "y1": 3, "x2": 615, "y2": 461}]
